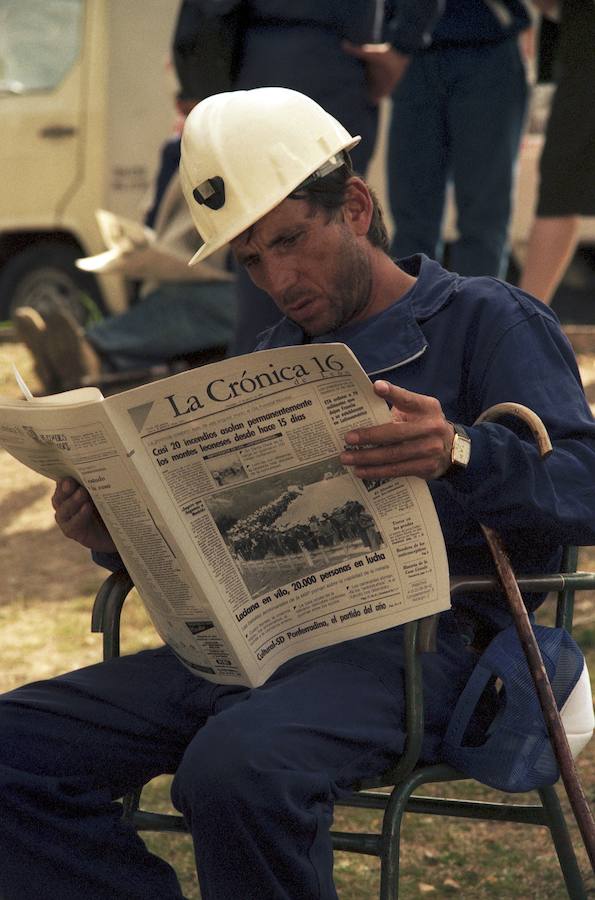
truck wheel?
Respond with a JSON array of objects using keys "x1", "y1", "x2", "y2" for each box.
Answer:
[{"x1": 0, "y1": 243, "x2": 105, "y2": 325}]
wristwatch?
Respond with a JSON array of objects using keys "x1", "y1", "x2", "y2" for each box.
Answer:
[{"x1": 449, "y1": 422, "x2": 471, "y2": 469}]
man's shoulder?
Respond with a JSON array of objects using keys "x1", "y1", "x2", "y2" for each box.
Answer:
[
  {"x1": 453, "y1": 275, "x2": 560, "y2": 330},
  {"x1": 409, "y1": 258, "x2": 567, "y2": 363},
  {"x1": 455, "y1": 272, "x2": 541, "y2": 305},
  {"x1": 438, "y1": 275, "x2": 574, "y2": 375},
  {"x1": 409, "y1": 256, "x2": 555, "y2": 328},
  {"x1": 458, "y1": 280, "x2": 568, "y2": 368}
]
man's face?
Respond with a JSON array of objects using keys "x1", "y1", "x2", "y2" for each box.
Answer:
[{"x1": 231, "y1": 195, "x2": 372, "y2": 336}]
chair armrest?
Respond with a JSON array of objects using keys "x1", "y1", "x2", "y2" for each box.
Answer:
[
  {"x1": 449, "y1": 572, "x2": 595, "y2": 596},
  {"x1": 91, "y1": 570, "x2": 134, "y2": 660},
  {"x1": 449, "y1": 569, "x2": 595, "y2": 633}
]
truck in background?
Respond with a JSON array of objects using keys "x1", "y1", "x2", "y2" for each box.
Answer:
[{"x1": 0, "y1": 0, "x2": 180, "y2": 324}]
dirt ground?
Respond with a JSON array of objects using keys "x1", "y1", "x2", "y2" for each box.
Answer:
[
  {"x1": 2, "y1": 334, "x2": 595, "y2": 606},
  {"x1": 0, "y1": 340, "x2": 104, "y2": 605}
]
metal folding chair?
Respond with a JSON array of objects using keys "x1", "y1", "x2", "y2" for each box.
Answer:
[{"x1": 91, "y1": 547, "x2": 595, "y2": 898}]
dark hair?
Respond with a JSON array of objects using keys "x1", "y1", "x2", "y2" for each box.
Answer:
[{"x1": 289, "y1": 153, "x2": 390, "y2": 253}]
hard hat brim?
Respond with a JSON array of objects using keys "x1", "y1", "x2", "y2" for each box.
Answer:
[{"x1": 187, "y1": 134, "x2": 362, "y2": 266}]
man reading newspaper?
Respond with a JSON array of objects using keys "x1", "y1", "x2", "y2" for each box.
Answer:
[{"x1": 2, "y1": 88, "x2": 595, "y2": 899}]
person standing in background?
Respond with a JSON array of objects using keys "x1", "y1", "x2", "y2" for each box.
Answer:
[
  {"x1": 519, "y1": 0, "x2": 595, "y2": 304},
  {"x1": 173, "y1": 1, "x2": 391, "y2": 355},
  {"x1": 348, "y1": 1, "x2": 532, "y2": 279}
]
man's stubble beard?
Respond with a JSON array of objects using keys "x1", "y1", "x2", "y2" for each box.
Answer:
[{"x1": 303, "y1": 230, "x2": 373, "y2": 337}]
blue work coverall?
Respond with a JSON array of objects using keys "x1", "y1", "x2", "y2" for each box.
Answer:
[
  {"x1": 2, "y1": 257, "x2": 595, "y2": 899},
  {"x1": 386, "y1": 0, "x2": 531, "y2": 278}
]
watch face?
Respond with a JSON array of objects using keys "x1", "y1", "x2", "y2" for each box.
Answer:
[{"x1": 452, "y1": 433, "x2": 471, "y2": 466}]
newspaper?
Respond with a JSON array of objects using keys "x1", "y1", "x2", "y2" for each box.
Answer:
[
  {"x1": 0, "y1": 344, "x2": 450, "y2": 687},
  {"x1": 75, "y1": 209, "x2": 156, "y2": 273},
  {"x1": 75, "y1": 208, "x2": 233, "y2": 284}
]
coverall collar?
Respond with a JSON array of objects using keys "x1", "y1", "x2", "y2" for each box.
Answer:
[{"x1": 259, "y1": 254, "x2": 461, "y2": 376}]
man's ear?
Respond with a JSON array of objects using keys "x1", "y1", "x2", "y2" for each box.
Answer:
[{"x1": 342, "y1": 177, "x2": 373, "y2": 236}]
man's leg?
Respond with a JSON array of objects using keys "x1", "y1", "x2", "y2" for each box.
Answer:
[
  {"x1": 519, "y1": 215, "x2": 580, "y2": 304},
  {"x1": 388, "y1": 54, "x2": 449, "y2": 262},
  {"x1": 86, "y1": 281, "x2": 237, "y2": 370},
  {"x1": 520, "y1": 4, "x2": 595, "y2": 302},
  {"x1": 448, "y1": 39, "x2": 528, "y2": 278},
  {"x1": 0, "y1": 645, "x2": 228, "y2": 900},
  {"x1": 12, "y1": 307, "x2": 63, "y2": 394},
  {"x1": 172, "y1": 618, "x2": 477, "y2": 900}
]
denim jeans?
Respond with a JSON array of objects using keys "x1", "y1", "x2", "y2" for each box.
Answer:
[
  {"x1": 388, "y1": 37, "x2": 528, "y2": 278},
  {"x1": 87, "y1": 281, "x2": 237, "y2": 371}
]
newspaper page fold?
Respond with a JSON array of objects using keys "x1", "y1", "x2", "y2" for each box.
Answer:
[
  {"x1": 76, "y1": 209, "x2": 155, "y2": 273},
  {"x1": 0, "y1": 344, "x2": 450, "y2": 686}
]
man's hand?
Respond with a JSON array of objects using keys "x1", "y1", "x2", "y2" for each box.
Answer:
[
  {"x1": 52, "y1": 478, "x2": 117, "y2": 553},
  {"x1": 342, "y1": 42, "x2": 410, "y2": 103},
  {"x1": 340, "y1": 381, "x2": 455, "y2": 480}
]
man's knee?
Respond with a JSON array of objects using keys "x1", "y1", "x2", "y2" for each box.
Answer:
[
  {"x1": 0, "y1": 688, "x2": 83, "y2": 779},
  {"x1": 172, "y1": 717, "x2": 263, "y2": 813},
  {"x1": 170, "y1": 710, "x2": 312, "y2": 825}
]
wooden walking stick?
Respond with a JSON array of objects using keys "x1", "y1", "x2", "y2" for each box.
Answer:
[{"x1": 475, "y1": 402, "x2": 595, "y2": 872}]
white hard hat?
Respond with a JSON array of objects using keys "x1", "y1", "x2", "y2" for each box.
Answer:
[{"x1": 179, "y1": 87, "x2": 361, "y2": 265}]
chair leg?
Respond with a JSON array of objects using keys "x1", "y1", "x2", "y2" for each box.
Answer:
[
  {"x1": 122, "y1": 787, "x2": 142, "y2": 821},
  {"x1": 375, "y1": 777, "x2": 588, "y2": 900},
  {"x1": 378, "y1": 770, "x2": 431, "y2": 900},
  {"x1": 539, "y1": 785, "x2": 587, "y2": 900}
]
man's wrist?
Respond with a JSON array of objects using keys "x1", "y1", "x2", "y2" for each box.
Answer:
[{"x1": 445, "y1": 422, "x2": 472, "y2": 474}]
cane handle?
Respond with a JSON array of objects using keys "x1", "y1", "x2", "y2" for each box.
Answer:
[{"x1": 474, "y1": 402, "x2": 553, "y2": 459}]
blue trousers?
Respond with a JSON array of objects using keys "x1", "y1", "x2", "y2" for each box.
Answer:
[
  {"x1": 87, "y1": 281, "x2": 237, "y2": 371},
  {"x1": 0, "y1": 617, "x2": 477, "y2": 899},
  {"x1": 388, "y1": 38, "x2": 528, "y2": 278}
]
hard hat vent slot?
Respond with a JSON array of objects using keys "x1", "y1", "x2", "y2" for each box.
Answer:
[{"x1": 193, "y1": 177, "x2": 226, "y2": 210}]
